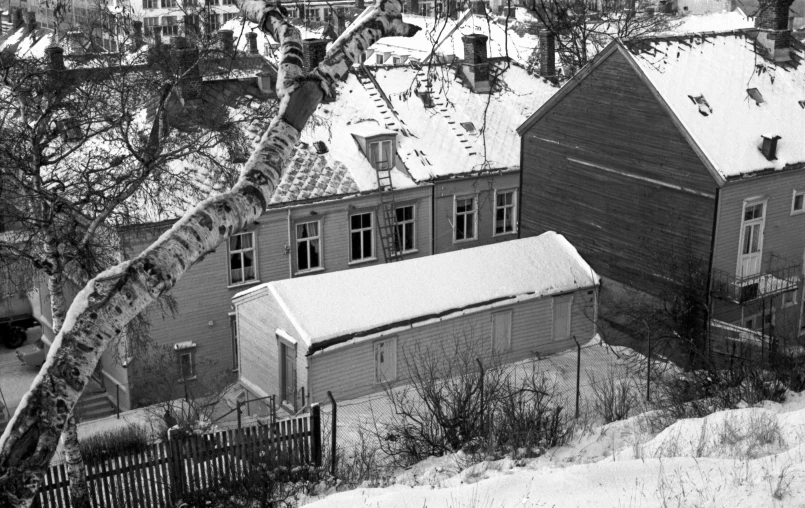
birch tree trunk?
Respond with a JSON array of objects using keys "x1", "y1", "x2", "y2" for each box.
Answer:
[
  {"x1": 44, "y1": 235, "x2": 92, "y2": 508},
  {"x1": 0, "y1": 2, "x2": 418, "y2": 506}
]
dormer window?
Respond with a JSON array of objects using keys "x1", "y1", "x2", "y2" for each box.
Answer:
[{"x1": 369, "y1": 140, "x2": 393, "y2": 170}]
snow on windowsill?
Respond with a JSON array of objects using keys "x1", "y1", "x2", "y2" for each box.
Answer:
[
  {"x1": 294, "y1": 267, "x2": 325, "y2": 277},
  {"x1": 173, "y1": 341, "x2": 197, "y2": 351},
  {"x1": 348, "y1": 257, "x2": 378, "y2": 266},
  {"x1": 227, "y1": 279, "x2": 262, "y2": 290}
]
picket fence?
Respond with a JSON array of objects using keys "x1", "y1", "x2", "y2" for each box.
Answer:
[{"x1": 33, "y1": 406, "x2": 322, "y2": 508}]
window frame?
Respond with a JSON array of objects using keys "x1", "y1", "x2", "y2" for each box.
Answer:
[
  {"x1": 493, "y1": 188, "x2": 518, "y2": 237},
  {"x1": 368, "y1": 139, "x2": 394, "y2": 170},
  {"x1": 142, "y1": 0, "x2": 158, "y2": 9},
  {"x1": 227, "y1": 231, "x2": 259, "y2": 288},
  {"x1": 783, "y1": 290, "x2": 797, "y2": 308},
  {"x1": 552, "y1": 294, "x2": 573, "y2": 341},
  {"x1": 276, "y1": 330, "x2": 297, "y2": 408},
  {"x1": 373, "y1": 337, "x2": 397, "y2": 384},
  {"x1": 393, "y1": 204, "x2": 417, "y2": 254},
  {"x1": 792, "y1": 190, "x2": 805, "y2": 216},
  {"x1": 491, "y1": 310, "x2": 513, "y2": 352},
  {"x1": 453, "y1": 195, "x2": 478, "y2": 243},
  {"x1": 173, "y1": 343, "x2": 197, "y2": 381},
  {"x1": 375, "y1": 53, "x2": 385, "y2": 65},
  {"x1": 349, "y1": 211, "x2": 376, "y2": 264},
  {"x1": 737, "y1": 198, "x2": 767, "y2": 278},
  {"x1": 295, "y1": 219, "x2": 323, "y2": 274}
]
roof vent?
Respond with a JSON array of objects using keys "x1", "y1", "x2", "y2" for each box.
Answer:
[
  {"x1": 688, "y1": 94, "x2": 712, "y2": 116},
  {"x1": 761, "y1": 134, "x2": 781, "y2": 161},
  {"x1": 417, "y1": 91, "x2": 435, "y2": 108},
  {"x1": 460, "y1": 122, "x2": 476, "y2": 133},
  {"x1": 314, "y1": 141, "x2": 328, "y2": 154},
  {"x1": 799, "y1": 100, "x2": 805, "y2": 109},
  {"x1": 747, "y1": 88, "x2": 764, "y2": 105}
]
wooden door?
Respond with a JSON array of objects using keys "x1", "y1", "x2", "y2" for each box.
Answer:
[{"x1": 738, "y1": 202, "x2": 765, "y2": 278}]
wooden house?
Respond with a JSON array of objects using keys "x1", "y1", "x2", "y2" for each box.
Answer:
[
  {"x1": 517, "y1": 4, "x2": 805, "y2": 336},
  {"x1": 233, "y1": 232, "x2": 599, "y2": 405}
]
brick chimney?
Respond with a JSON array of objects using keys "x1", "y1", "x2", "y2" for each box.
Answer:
[
  {"x1": 761, "y1": 134, "x2": 781, "y2": 160},
  {"x1": 172, "y1": 36, "x2": 201, "y2": 102},
  {"x1": 26, "y1": 11, "x2": 37, "y2": 34},
  {"x1": 470, "y1": 0, "x2": 486, "y2": 15},
  {"x1": 302, "y1": 38, "x2": 328, "y2": 72},
  {"x1": 335, "y1": 12, "x2": 346, "y2": 35},
  {"x1": 218, "y1": 29, "x2": 234, "y2": 53},
  {"x1": 131, "y1": 20, "x2": 144, "y2": 51},
  {"x1": 461, "y1": 34, "x2": 490, "y2": 93},
  {"x1": 538, "y1": 27, "x2": 556, "y2": 77},
  {"x1": 755, "y1": 0, "x2": 794, "y2": 62},
  {"x1": 13, "y1": 8, "x2": 24, "y2": 30},
  {"x1": 45, "y1": 45, "x2": 65, "y2": 71},
  {"x1": 245, "y1": 32, "x2": 259, "y2": 54}
]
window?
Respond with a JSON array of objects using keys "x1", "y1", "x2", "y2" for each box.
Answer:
[
  {"x1": 374, "y1": 337, "x2": 397, "y2": 383},
  {"x1": 454, "y1": 196, "x2": 477, "y2": 242},
  {"x1": 174, "y1": 342, "x2": 197, "y2": 380},
  {"x1": 392, "y1": 56, "x2": 403, "y2": 65},
  {"x1": 783, "y1": 290, "x2": 797, "y2": 308},
  {"x1": 296, "y1": 221, "x2": 321, "y2": 272},
  {"x1": 494, "y1": 190, "x2": 517, "y2": 235},
  {"x1": 228, "y1": 232, "x2": 257, "y2": 285},
  {"x1": 229, "y1": 314, "x2": 238, "y2": 371},
  {"x1": 161, "y1": 0, "x2": 177, "y2": 7},
  {"x1": 305, "y1": 7, "x2": 319, "y2": 20},
  {"x1": 222, "y1": 12, "x2": 237, "y2": 23},
  {"x1": 143, "y1": 16, "x2": 160, "y2": 35},
  {"x1": 143, "y1": 0, "x2": 158, "y2": 8},
  {"x1": 552, "y1": 295, "x2": 572, "y2": 341},
  {"x1": 221, "y1": 0, "x2": 237, "y2": 4},
  {"x1": 277, "y1": 335, "x2": 296, "y2": 406},
  {"x1": 739, "y1": 201, "x2": 765, "y2": 278},
  {"x1": 369, "y1": 140, "x2": 393, "y2": 170},
  {"x1": 350, "y1": 212, "x2": 374, "y2": 262},
  {"x1": 205, "y1": 13, "x2": 221, "y2": 32},
  {"x1": 394, "y1": 205, "x2": 415, "y2": 253},
  {"x1": 162, "y1": 16, "x2": 180, "y2": 35},
  {"x1": 492, "y1": 311, "x2": 512, "y2": 351},
  {"x1": 792, "y1": 190, "x2": 805, "y2": 215},
  {"x1": 375, "y1": 53, "x2": 385, "y2": 65}
]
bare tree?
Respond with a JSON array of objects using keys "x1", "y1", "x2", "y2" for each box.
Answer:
[{"x1": 0, "y1": 1, "x2": 418, "y2": 506}]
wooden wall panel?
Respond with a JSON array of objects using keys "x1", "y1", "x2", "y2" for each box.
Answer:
[{"x1": 520, "y1": 50, "x2": 718, "y2": 295}]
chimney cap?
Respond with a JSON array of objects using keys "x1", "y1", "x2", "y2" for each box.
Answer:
[
  {"x1": 461, "y1": 33, "x2": 488, "y2": 43},
  {"x1": 761, "y1": 133, "x2": 781, "y2": 160}
]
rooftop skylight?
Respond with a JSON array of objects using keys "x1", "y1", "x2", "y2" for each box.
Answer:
[
  {"x1": 747, "y1": 88, "x2": 764, "y2": 105},
  {"x1": 688, "y1": 94, "x2": 712, "y2": 116},
  {"x1": 460, "y1": 122, "x2": 476, "y2": 133},
  {"x1": 314, "y1": 141, "x2": 328, "y2": 154}
]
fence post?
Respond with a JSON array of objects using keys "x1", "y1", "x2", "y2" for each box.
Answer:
[
  {"x1": 246, "y1": 390, "x2": 251, "y2": 417},
  {"x1": 573, "y1": 336, "x2": 580, "y2": 419},
  {"x1": 311, "y1": 403, "x2": 322, "y2": 467},
  {"x1": 166, "y1": 432, "x2": 183, "y2": 501},
  {"x1": 327, "y1": 391, "x2": 337, "y2": 477},
  {"x1": 116, "y1": 383, "x2": 120, "y2": 419},
  {"x1": 236, "y1": 400, "x2": 242, "y2": 431}
]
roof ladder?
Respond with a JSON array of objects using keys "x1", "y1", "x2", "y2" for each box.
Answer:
[{"x1": 375, "y1": 167, "x2": 402, "y2": 263}]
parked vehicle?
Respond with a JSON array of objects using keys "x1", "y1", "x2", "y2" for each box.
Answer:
[{"x1": 0, "y1": 315, "x2": 41, "y2": 349}]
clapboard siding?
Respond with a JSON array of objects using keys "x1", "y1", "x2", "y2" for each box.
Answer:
[
  {"x1": 433, "y1": 172, "x2": 520, "y2": 254},
  {"x1": 236, "y1": 287, "x2": 308, "y2": 400},
  {"x1": 713, "y1": 170, "x2": 805, "y2": 277},
  {"x1": 306, "y1": 288, "x2": 596, "y2": 404},
  {"x1": 520, "y1": 50, "x2": 718, "y2": 295}
]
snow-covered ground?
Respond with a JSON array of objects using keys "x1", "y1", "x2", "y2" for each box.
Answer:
[{"x1": 306, "y1": 391, "x2": 805, "y2": 507}]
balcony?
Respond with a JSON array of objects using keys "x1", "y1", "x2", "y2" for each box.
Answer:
[{"x1": 710, "y1": 254, "x2": 801, "y2": 304}]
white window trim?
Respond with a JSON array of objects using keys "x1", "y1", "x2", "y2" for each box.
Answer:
[
  {"x1": 394, "y1": 204, "x2": 417, "y2": 254},
  {"x1": 295, "y1": 219, "x2": 323, "y2": 274},
  {"x1": 174, "y1": 346, "x2": 196, "y2": 381},
  {"x1": 491, "y1": 310, "x2": 513, "y2": 352},
  {"x1": 736, "y1": 198, "x2": 767, "y2": 278},
  {"x1": 349, "y1": 211, "x2": 375, "y2": 263},
  {"x1": 277, "y1": 330, "x2": 297, "y2": 408},
  {"x1": 492, "y1": 188, "x2": 518, "y2": 237},
  {"x1": 551, "y1": 295, "x2": 573, "y2": 342},
  {"x1": 368, "y1": 139, "x2": 394, "y2": 170},
  {"x1": 783, "y1": 290, "x2": 797, "y2": 308},
  {"x1": 453, "y1": 194, "x2": 479, "y2": 243},
  {"x1": 227, "y1": 231, "x2": 260, "y2": 289},
  {"x1": 374, "y1": 336, "x2": 398, "y2": 384},
  {"x1": 792, "y1": 190, "x2": 805, "y2": 216}
]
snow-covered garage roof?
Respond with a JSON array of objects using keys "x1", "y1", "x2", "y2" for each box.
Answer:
[{"x1": 234, "y1": 232, "x2": 599, "y2": 349}]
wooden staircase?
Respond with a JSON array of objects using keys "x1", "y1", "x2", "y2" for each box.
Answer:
[{"x1": 75, "y1": 380, "x2": 117, "y2": 422}]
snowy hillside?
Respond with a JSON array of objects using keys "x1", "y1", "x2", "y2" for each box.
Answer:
[{"x1": 306, "y1": 393, "x2": 805, "y2": 507}]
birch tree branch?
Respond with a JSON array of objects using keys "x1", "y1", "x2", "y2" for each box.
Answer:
[{"x1": 0, "y1": 1, "x2": 418, "y2": 506}]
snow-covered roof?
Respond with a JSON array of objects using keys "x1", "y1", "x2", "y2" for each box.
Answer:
[
  {"x1": 235, "y1": 232, "x2": 600, "y2": 347},
  {"x1": 371, "y1": 63, "x2": 557, "y2": 180},
  {"x1": 661, "y1": 10, "x2": 754, "y2": 34},
  {"x1": 626, "y1": 31, "x2": 805, "y2": 178}
]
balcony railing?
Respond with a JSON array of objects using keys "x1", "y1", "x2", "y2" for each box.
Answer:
[{"x1": 710, "y1": 255, "x2": 801, "y2": 303}]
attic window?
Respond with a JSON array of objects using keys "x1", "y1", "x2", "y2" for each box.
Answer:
[
  {"x1": 314, "y1": 141, "x2": 328, "y2": 154},
  {"x1": 747, "y1": 88, "x2": 764, "y2": 105},
  {"x1": 417, "y1": 91, "x2": 435, "y2": 109},
  {"x1": 688, "y1": 95, "x2": 712, "y2": 116},
  {"x1": 369, "y1": 140, "x2": 394, "y2": 170},
  {"x1": 460, "y1": 122, "x2": 476, "y2": 133}
]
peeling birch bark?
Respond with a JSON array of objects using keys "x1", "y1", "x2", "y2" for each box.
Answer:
[{"x1": 0, "y1": 1, "x2": 419, "y2": 506}]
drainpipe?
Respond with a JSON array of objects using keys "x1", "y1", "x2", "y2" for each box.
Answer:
[{"x1": 287, "y1": 208, "x2": 293, "y2": 278}]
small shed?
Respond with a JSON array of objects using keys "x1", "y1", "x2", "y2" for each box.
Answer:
[{"x1": 233, "y1": 232, "x2": 600, "y2": 406}]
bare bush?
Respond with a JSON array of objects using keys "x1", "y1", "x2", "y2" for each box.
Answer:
[{"x1": 589, "y1": 365, "x2": 636, "y2": 424}]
